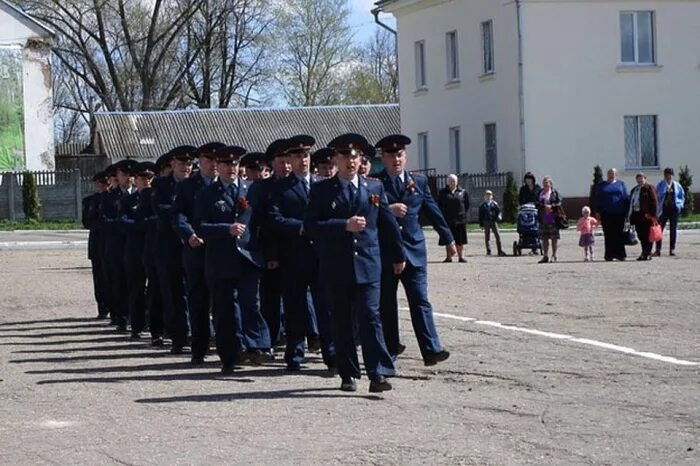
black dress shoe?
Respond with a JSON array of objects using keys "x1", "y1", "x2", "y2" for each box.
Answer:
[
  {"x1": 396, "y1": 343, "x2": 407, "y2": 356},
  {"x1": 129, "y1": 332, "x2": 141, "y2": 340},
  {"x1": 248, "y1": 349, "x2": 274, "y2": 365},
  {"x1": 191, "y1": 356, "x2": 205, "y2": 366},
  {"x1": 220, "y1": 365, "x2": 235, "y2": 375},
  {"x1": 170, "y1": 344, "x2": 185, "y2": 355},
  {"x1": 116, "y1": 325, "x2": 128, "y2": 333},
  {"x1": 151, "y1": 336, "x2": 164, "y2": 347},
  {"x1": 458, "y1": 257, "x2": 467, "y2": 263},
  {"x1": 96, "y1": 314, "x2": 109, "y2": 320},
  {"x1": 369, "y1": 376, "x2": 392, "y2": 393},
  {"x1": 423, "y1": 350, "x2": 450, "y2": 366},
  {"x1": 307, "y1": 336, "x2": 321, "y2": 353},
  {"x1": 340, "y1": 377, "x2": 357, "y2": 392},
  {"x1": 286, "y1": 363, "x2": 301, "y2": 372}
]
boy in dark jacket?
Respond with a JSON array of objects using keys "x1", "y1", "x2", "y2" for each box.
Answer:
[{"x1": 478, "y1": 190, "x2": 506, "y2": 256}]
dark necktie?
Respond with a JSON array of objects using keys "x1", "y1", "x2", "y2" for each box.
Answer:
[
  {"x1": 348, "y1": 183, "x2": 357, "y2": 206},
  {"x1": 302, "y1": 177, "x2": 309, "y2": 196},
  {"x1": 229, "y1": 183, "x2": 238, "y2": 200},
  {"x1": 395, "y1": 176, "x2": 403, "y2": 195}
]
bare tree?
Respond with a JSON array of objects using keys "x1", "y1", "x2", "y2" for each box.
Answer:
[
  {"x1": 274, "y1": 0, "x2": 356, "y2": 107},
  {"x1": 20, "y1": 0, "x2": 203, "y2": 112},
  {"x1": 345, "y1": 28, "x2": 398, "y2": 105},
  {"x1": 184, "y1": 0, "x2": 273, "y2": 109}
]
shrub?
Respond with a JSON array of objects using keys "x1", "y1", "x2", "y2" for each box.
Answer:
[
  {"x1": 22, "y1": 172, "x2": 41, "y2": 221},
  {"x1": 502, "y1": 172, "x2": 519, "y2": 223},
  {"x1": 678, "y1": 165, "x2": 694, "y2": 216},
  {"x1": 588, "y1": 165, "x2": 603, "y2": 215}
]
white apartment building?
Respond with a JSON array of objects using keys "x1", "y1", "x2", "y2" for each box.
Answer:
[{"x1": 376, "y1": 0, "x2": 700, "y2": 198}]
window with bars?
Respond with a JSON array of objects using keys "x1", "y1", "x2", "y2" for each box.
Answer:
[
  {"x1": 415, "y1": 41, "x2": 427, "y2": 90},
  {"x1": 481, "y1": 20, "x2": 494, "y2": 74},
  {"x1": 620, "y1": 11, "x2": 655, "y2": 64},
  {"x1": 418, "y1": 132, "x2": 429, "y2": 169},
  {"x1": 449, "y1": 127, "x2": 461, "y2": 173},
  {"x1": 446, "y1": 31, "x2": 459, "y2": 82},
  {"x1": 485, "y1": 123, "x2": 497, "y2": 173},
  {"x1": 624, "y1": 116, "x2": 658, "y2": 169}
]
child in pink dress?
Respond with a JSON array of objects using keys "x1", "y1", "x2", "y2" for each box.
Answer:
[{"x1": 576, "y1": 206, "x2": 598, "y2": 261}]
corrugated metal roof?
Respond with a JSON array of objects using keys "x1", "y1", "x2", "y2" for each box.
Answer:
[{"x1": 94, "y1": 104, "x2": 401, "y2": 160}]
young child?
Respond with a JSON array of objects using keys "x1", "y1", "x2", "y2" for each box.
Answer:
[
  {"x1": 478, "y1": 190, "x2": 506, "y2": 256},
  {"x1": 576, "y1": 206, "x2": 598, "y2": 261}
]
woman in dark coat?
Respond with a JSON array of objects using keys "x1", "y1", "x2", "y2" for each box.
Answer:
[
  {"x1": 595, "y1": 168, "x2": 629, "y2": 261},
  {"x1": 628, "y1": 173, "x2": 658, "y2": 261},
  {"x1": 519, "y1": 172, "x2": 542, "y2": 205},
  {"x1": 437, "y1": 174, "x2": 470, "y2": 263}
]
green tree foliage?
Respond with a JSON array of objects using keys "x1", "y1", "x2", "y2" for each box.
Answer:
[
  {"x1": 589, "y1": 165, "x2": 603, "y2": 215},
  {"x1": 678, "y1": 165, "x2": 694, "y2": 216},
  {"x1": 344, "y1": 29, "x2": 398, "y2": 104},
  {"x1": 0, "y1": 49, "x2": 24, "y2": 170},
  {"x1": 502, "y1": 172, "x2": 518, "y2": 223},
  {"x1": 22, "y1": 172, "x2": 41, "y2": 221}
]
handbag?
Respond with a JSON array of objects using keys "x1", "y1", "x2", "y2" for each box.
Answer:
[
  {"x1": 649, "y1": 222, "x2": 663, "y2": 243},
  {"x1": 555, "y1": 204, "x2": 569, "y2": 229},
  {"x1": 623, "y1": 226, "x2": 638, "y2": 246}
]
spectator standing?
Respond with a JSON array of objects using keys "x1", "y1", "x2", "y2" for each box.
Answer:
[
  {"x1": 478, "y1": 190, "x2": 506, "y2": 256},
  {"x1": 654, "y1": 168, "x2": 685, "y2": 256},
  {"x1": 628, "y1": 173, "x2": 659, "y2": 261},
  {"x1": 437, "y1": 174, "x2": 470, "y2": 263},
  {"x1": 576, "y1": 206, "x2": 598, "y2": 261},
  {"x1": 536, "y1": 176, "x2": 563, "y2": 263},
  {"x1": 595, "y1": 168, "x2": 629, "y2": 261},
  {"x1": 518, "y1": 172, "x2": 542, "y2": 205}
]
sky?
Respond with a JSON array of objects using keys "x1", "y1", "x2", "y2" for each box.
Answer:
[{"x1": 349, "y1": 0, "x2": 396, "y2": 44}]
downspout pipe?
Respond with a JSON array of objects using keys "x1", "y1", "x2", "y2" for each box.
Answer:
[
  {"x1": 372, "y1": 7, "x2": 397, "y2": 35},
  {"x1": 516, "y1": 0, "x2": 527, "y2": 179}
]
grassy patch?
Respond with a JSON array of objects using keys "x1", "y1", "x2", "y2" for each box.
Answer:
[{"x1": 0, "y1": 219, "x2": 83, "y2": 231}]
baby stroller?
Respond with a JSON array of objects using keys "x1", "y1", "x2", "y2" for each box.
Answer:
[{"x1": 512, "y1": 203, "x2": 542, "y2": 256}]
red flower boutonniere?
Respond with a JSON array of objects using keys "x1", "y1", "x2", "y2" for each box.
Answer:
[
  {"x1": 369, "y1": 193, "x2": 380, "y2": 207},
  {"x1": 406, "y1": 179, "x2": 416, "y2": 194},
  {"x1": 237, "y1": 197, "x2": 249, "y2": 210}
]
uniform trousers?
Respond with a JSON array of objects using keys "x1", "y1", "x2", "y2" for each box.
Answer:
[
  {"x1": 184, "y1": 265, "x2": 210, "y2": 358},
  {"x1": 380, "y1": 263, "x2": 442, "y2": 358},
  {"x1": 209, "y1": 267, "x2": 270, "y2": 366},
  {"x1": 282, "y1": 266, "x2": 335, "y2": 367},
  {"x1": 90, "y1": 258, "x2": 109, "y2": 317},
  {"x1": 145, "y1": 263, "x2": 164, "y2": 339},
  {"x1": 260, "y1": 267, "x2": 285, "y2": 346},
  {"x1": 156, "y1": 263, "x2": 189, "y2": 346},
  {"x1": 125, "y1": 258, "x2": 147, "y2": 334},
  {"x1": 329, "y1": 281, "x2": 395, "y2": 381},
  {"x1": 106, "y1": 259, "x2": 128, "y2": 328}
]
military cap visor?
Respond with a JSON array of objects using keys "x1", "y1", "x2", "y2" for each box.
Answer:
[
  {"x1": 284, "y1": 135, "x2": 315, "y2": 154},
  {"x1": 196, "y1": 142, "x2": 227, "y2": 159},
  {"x1": 240, "y1": 152, "x2": 266, "y2": 169},
  {"x1": 92, "y1": 171, "x2": 108, "y2": 183},
  {"x1": 215, "y1": 145, "x2": 247, "y2": 163},
  {"x1": 265, "y1": 139, "x2": 289, "y2": 160},
  {"x1": 114, "y1": 159, "x2": 138, "y2": 174},
  {"x1": 133, "y1": 161, "x2": 157, "y2": 177},
  {"x1": 375, "y1": 134, "x2": 412, "y2": 152},
  {"x1": 328, "y1": 133, "x2": 369, "y2": 156},
  {"x1": 170, "y1": 145, "x2": 197, "y2": 161}
]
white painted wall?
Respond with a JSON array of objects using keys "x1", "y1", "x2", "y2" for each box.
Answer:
[
  {"x1": 521, "y1": 0, "x2": 700, "y2": 196},
  {"x1": 385, "y1": 0, "x2": 700, "y2": 197},
  {"x1": 390, "y1": 0, "x2": 522, "y2": 176},
  {"x1": 0, "y1": 7, "x2": 54, "y2": 170}
]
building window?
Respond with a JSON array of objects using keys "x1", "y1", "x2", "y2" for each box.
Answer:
[
  {"x1": 620, "y1": 11, "x2": 655, "y2": 64},
  {"x1": 449, "y1": 127, "x2": 461, "y2": 173},
  {"x1": 484, "y1": 123, "x2": 497, "y2": 173},
  {"x1": 624, "y1": 116, "x2": 658, "y2": 168},
  {"x1": 481, "y1": 20, "x2": 494, "y2": 74},
  {"x1": 418, "y1": 132, "x2": 429, "y2": 169},
  {"x1": 446, "y1": 31, "x2": 459, "y2": 82},
  {"x1": 414, "y1": 41, "x2": 427, "y2": 90}
]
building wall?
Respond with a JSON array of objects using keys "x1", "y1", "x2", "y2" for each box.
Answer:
[
  {"x1": 520, "y1": 0, "x2": 700, "y2": 196},
  {"x1": 392, "y1": 0, "x2": 522, "y2": 176},
  {"x1": 0, "y1": 8, "x2": 54, "y2": 171}
]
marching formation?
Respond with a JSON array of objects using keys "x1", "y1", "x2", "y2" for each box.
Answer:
[{"x1": 82, "y1": 133, "x2": 456, "y2": 393}]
